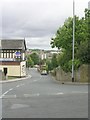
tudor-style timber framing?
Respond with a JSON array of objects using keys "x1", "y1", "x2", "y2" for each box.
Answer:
[{"x1": 0, "y1": 39, "x2": 27, "y2": 77}]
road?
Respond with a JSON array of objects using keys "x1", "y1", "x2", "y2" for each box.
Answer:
[{"x1": 1, "y1": 68, "x2": 88, "y2": 118}]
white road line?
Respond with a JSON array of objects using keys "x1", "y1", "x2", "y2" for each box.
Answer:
[
  {"x1": 72, "y1": 91, "x2": 88, "y2": 94},
  {"x1": 33, "y1": 80, "x2": 37, "y2": 82},
  {"x1": 0, "y1": 91, "x2": 9, "y2": 98},
  {"x1": 36, "y1": 93, "x2": 40, "y2": 96},
  {"x1": 9, "y1": 88, "x2": 13, "y2": 91},
  {"x1": 2, "y1": 94, "x2": 17, "y2": 99},
  {"x1": 47, "y1": 92, "x2": 64, "y2": 96},
  {"x1": 24, "y1": 93, "x2": 40, "y2": 97},
  {"x1": 56, "y1": 92, "x2": 64, "y2": 95},
  {"x1": 0, "y1": 87, "x2": 14, "y2": 99},
  {"x1": 16, "y1": 84, "x2": 25, "y2": 88},
  {"x1": 0, "y1": 83, "x2": 25, "y2": 98},
  {"x1": 16, "y1": 85, "x2": 20, "y2": 88}
]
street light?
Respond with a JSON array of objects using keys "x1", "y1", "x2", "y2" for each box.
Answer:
[
  {"x1": 88, "y1": 1, "x2": 90, "y2": 9},
  {"x1": 72, "y1": 0, "x2": 75, "y2": 82}
]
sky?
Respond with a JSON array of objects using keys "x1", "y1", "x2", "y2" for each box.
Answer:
[{"x1": 0, "y1": 0, "x2": 89, "y2": 50}]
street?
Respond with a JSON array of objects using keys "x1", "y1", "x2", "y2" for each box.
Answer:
[{"x1": 1, "y1": 68, "x2": 88, "y2": 118}]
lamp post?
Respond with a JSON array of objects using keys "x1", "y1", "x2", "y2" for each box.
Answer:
[
  {"x1": 88, "y1": 1, "x2": 90, "y2": 9},
  {"x1": 72, "y1": 0, "x2": 75, "y2": 82}
]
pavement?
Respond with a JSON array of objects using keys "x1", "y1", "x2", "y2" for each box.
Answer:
[
  {"x1": 55, "y1": 81, "x2": 89, "y2": 85},
  {"x1": 51, "y1": 76, "x2": 89, "y2": 85},
  {"x1": 62, "y1": 82, "x2": 89, "y2": 85},
  {"x1": 0, "y1": 75, "x2": 32, "y2": 83}
]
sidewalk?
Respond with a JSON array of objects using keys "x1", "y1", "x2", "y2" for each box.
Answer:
[
  {"x1": 62, "y1": 82, "x2": 89, "y2": 85},
  {"x1": 51, "y1": 76, "x2": 89, "y2": 85},
  {"x1": 0, "y1": 75, "x2": 32, "y2": 84},
  {"x1": 55, "y1": 80, "x2": 89, "y2": 85}
]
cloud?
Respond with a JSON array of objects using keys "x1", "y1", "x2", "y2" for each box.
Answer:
[
  {"x1": 26, "y1": 36, "x2": 53, "y2": 50},
  {"x1": 1, "y1": 0, "x2": 89, "y2": 49}
]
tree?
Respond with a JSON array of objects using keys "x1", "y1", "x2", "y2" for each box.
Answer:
[
  {"x1": 51, "y1": 54, "x2": 58, "y2": 69},
  {"x1": 30, "y1": 53, "x2": 40, "y2": 65},
  {"x1": 75, "y1": 9, "x2": 90, "y2": 64},
  {"x1": 50, "y1": 9, "x2": 90, "y2": 72},
  {"x1": 46, "y1": 59, "x2": 53, "y2": 71},
  {"x1": 26, "y1": 56, "x2": 34, "y2": 68}
]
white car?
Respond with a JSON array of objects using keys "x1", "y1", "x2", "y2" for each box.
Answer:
[{"x1": 41, "y1": 70, "x2": 47, "y2": 75}]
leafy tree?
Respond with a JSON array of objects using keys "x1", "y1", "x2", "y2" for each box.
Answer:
[
  {"x1": 51, "y1": 17, "x2": 73, "y2": 50},
  {"x1": 30, "y1": 53, "x2": 40, "y2": 65},
  {"x1": 75, "y1": 9, "x2": 90, "y2": 64},
  {"x1": 26, "y1": 56, "x2": 34, "y2": 68},
  {"x1": 76, "y1": 39, "x2": 90, "y2": 64},
  {"x1": 51, "y1": 54, "x2": 58, "y2": 69},
  {"x1": 57, "y1": 51, "x2": 72, "y2": 72},
  {"x1": 50, "y1": 9, "x2": 90, "y2": 72},
  {"x1": 46, "y1": 60, "x2": 53, "y2": 71}
]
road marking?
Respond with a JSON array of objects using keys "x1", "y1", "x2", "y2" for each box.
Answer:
[
  {"x1": 16, "y1": 83, "x2": 25, "y2": 88},
  {"x1": 36, "y1": 93, "x2": 40, "y2": 96},
  {"x1": 47, "y1": 92, "x2": 64, "y2": 96},
  {"x1": 20, "y1": 83, "x2": 25, "y2": 86},
  {"x1": 33, "y1": 80, "x2": 38, "y2": 82},
  {"x1": 0, "y1": 83, "x2": 25, "y2": 99},
  {"x1": 2, "y1": 95, "x2": 16, "y2": 99},
  {"x1": 0, "y1": 91, "x2": 9, "y2": 98},
  {"x1": 9, "y1": 88, "x2": 13, "y2": 91},
  {"x1": 24, "y1": 93, "x2": 64, "y2": 97},
  {"x1": 16, "y1": 85, "x2": 20, "y2": 88},
  {"x1": 56, "y1": 92, "x2": 64, "y2": 95},
  {"x1": 0, "y1": 87, "x2": 14, "y2": 99},
  {"x1": 11, "y1": 104, "x2": 29, "y2": 109},
  {"x1": 24, "y1": 93, "x2": 40, "y2": 97},
  {"x1": 22, "y1": 91, "x2": 88, "y2": 98},
  {"x1": 72, "y1": 91, "x2": 88, "y2": 94}
]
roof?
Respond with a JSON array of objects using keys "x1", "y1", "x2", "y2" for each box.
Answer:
[{"x1": 0, "y1": 39, "x2": 27, "y2": 50}]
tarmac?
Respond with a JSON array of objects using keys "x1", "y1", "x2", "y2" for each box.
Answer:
[{"x1": 0, "y1": 74, "x2": 89, "y2": 85}]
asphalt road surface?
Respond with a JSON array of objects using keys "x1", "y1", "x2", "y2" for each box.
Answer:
[{"x1": 1, "y1": 68, "x2": 88, "y2": 118}]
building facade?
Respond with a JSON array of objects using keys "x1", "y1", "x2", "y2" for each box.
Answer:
[{"x1": 0, "y1": 39, "x2": 27, "y2": 77}]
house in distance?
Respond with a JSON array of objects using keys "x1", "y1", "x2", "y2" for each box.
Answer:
[{"x1": 0, "y1": 39, "x2": 27, "y2": 78}]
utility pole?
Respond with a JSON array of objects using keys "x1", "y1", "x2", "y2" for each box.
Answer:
[
  {"x1": 72, "y1": 0, "x2": 75, "y2": 82},
  {"x1": 88, "y1": 1, "x2": 90, "y2": 9}
]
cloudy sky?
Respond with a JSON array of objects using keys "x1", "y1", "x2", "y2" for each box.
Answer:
[{"x1": 0, "y1": 0, "x2": 89, "y2": 50}]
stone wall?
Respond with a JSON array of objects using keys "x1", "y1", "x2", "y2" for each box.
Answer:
[{"x1": 55, "y1": 64, "x2": 89, "y2": 83}]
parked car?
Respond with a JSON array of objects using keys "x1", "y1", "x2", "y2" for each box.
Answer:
[{"x1": 40, "y1": 70, "x2": 48, "y2": 75}]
